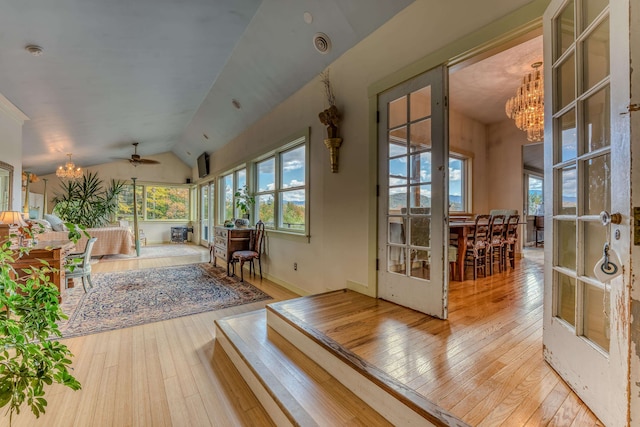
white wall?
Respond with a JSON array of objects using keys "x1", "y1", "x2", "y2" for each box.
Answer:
[
  {"x1": 193, "y1": 0, "x2": 539, "y2": 296},
  {"x1": 0, "y1": 93, "x2": 28, "y2": 210}
]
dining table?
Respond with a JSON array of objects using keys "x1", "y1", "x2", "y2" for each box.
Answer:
[{"x1": 448, "y1": 220, "x2": 476, "y2": 281}]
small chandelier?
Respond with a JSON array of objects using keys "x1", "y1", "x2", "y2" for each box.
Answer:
[
  {"x1": 505, "y1": 62, "x2": 544, "y2": 142},
  {"x1": 56, "y1": 153, "x2": 83, "y2": 179}
]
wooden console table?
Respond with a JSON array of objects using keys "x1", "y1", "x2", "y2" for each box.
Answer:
[
  {"x1": 10, "y1": 240, "x2": 75, "y2": 302},
  {"x1": 211, "y1": 226, "x2": 252, "y2": 276}
]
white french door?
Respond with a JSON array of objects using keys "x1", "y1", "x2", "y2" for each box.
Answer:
[
  {"x1": 377, "y1": 66, "x2": 448, "y2": 318},
  {"x1": 200, "y1": 182, "x2": 214, "y2": 246},
  {"x1": 543, "y1": 0, "x2": 630, "y2": 425}
]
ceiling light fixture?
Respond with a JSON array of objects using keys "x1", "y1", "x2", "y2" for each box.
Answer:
[
  {"x1": 25, "y1": 44, "x2": 44, "y2": 56},
  {"x1": 56, "y1": 153, "x2": 83, "y2": 179},
  {"x1": 505, "y1": 62, "x2": 544, "y2": 142}
]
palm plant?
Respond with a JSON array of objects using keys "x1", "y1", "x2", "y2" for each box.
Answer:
[{"x1": 53, "y1": 172, "x2": 125, "y2": 228}]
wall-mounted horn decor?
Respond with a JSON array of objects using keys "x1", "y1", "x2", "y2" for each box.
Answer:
[{"x1": 318, "y1": 70, "x2": 342, "y2": 173}]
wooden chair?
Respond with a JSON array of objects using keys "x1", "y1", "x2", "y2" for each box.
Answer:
[
  {"x1": 503, "y1": 214, "x2": 520, "y2": 268},
  {"x1": 534, "y1": 215, "x2": 544, "y2": 247},
  {"x1": 65, "y1": 237, "x2": 98, "y2": 292},
  {"x1": 488, "y1": 214, "x2": 506, "y2": 275},
  {"x1": 232, "y1": 220, "x2": 265, "y2": 282},
  {"x1": 464, "y1": 215, "x2": 490, "y2": 280}
]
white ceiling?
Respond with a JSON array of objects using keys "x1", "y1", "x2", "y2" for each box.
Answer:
[{"x1": 1, "y1": 0, "x2": 413, "y2": 175}]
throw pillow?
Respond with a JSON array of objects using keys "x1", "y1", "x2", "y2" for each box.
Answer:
[{"x1": 43, "y1": 214, "x2": 67, "y2": 232}]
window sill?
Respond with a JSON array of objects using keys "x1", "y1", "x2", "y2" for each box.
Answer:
[{"x1": 265, "y1": 229, "x2": 310, "y2": 243}]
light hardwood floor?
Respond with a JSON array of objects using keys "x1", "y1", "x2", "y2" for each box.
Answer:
[{"x1": 2, "y1": 246, "x2": 602, "y2": 426}]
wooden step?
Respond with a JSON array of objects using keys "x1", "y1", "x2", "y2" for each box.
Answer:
[
  {"x1": 266, "y1": 290, "x2": 469, "y2": 427},
  {"x1": 215, "y1": 309, "x2": 394, "y2": 426}
]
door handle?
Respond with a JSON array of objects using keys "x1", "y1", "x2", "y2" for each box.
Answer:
[{"x1": 600, "y1": 211, "x2": 622, "y2": 226}]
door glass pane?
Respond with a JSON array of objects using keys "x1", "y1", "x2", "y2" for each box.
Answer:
[
  {"x1": 389, "y1": 218, "x2": 405, "y2": 244},
  {"x1": 409, "y1": 249, "x2": 430, "y2": 280},
  {"x1": 388, "y1": 247, "x2": 406, "y2": 274},
  {"x1": 583, "y1": 282, "x2": 610, "y2": 351},
  {"x1": 410, "y1": 216, "x2": 430, "y2": 248},
  {"x1": 582, "y1": 18, "x2": 609, "y2": 92},
  {"x1": 409, "y1": 185, "x2": 431, "y2": 209},
  {"x1": 410, "y1": 86, "x2": 431, "y2": 121},
  {"x1": 201, "y1": 188, "x2": 209, "y2": 240},
  {"x1": 409, "y1": 152, "x2": 431, "y2": 184},
  {"x1": 389, "y1": 187, "x2": 407, "y2": 213},
  {"x1": 389, "y1": 157, "x2": 407, "y2": 185},
  {"x1": 389, "y1": 127, "x2": 407, "y2": 156},
  {"x1": 583, "y1": 221, "x2": 606, "y2": 279},
  {"x1": 557, "y1": 220, "x2": 576, "y2": 270},
  {"x1": 389, "y1": 96, "x2": 407, "y2": 128},
  {"x1": 556, "y1": 272, "x2": 576, "y2": 327},
  {"x1": 555, "y1": 0, "x2": 575, "y2": 60},
  {"x1": 409, "y1": 119, "x2": 432, "y2": 152},
  {"x1": 559, "y1": 165, "x2": 577, "y2": 215},
  {"x1": 582, "y1": 0, "x2": 608, "y2": 34},
  {"x1": 584, "y1": 154, "x2": 610, "y2": 215},
  {"x1": 556, "y1": 54, "x2": 576, "y2": 112},
  {"x1": 559, "y1": 108, "x2": 577, "y2": 162},
  {"x1": 584, "y1": 87, "x2": 610, "y2": 152}
]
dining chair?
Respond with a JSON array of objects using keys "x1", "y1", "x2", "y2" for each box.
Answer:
[
  {"x1": 65, "y1": 237, "x2": 98, "y2": 292},
  {"x1": 503, "y1": 214, "x2": 520, "y2": 268},
  {"x1": 488, "y1": 214, "x2": 506, "y2": 275},
  {"x1": 464, "y1": 215, "x2": 491, "y2": 280},
  {"x1": 232, "y1": 220, "x2": 265, "y2": 282}
]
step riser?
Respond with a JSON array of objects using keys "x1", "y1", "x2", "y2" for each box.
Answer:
[
  {"x1": 266, "y1": 309, "x2": 437, "y2": 427},
  {"x1": 215, "y1": 323, "x2": 296, "y2": 427}
]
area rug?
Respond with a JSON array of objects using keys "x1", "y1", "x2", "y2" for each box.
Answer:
[
  {"x1": 99, "y1": 244, "x2": 206, "y2": 261},
  {"x1": 58, "y1": 263, "x2": 271, "y2": 338}
]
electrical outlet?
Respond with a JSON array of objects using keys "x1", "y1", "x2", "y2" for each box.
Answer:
[{"x1": 294, "y1": 262, "x2": 298, "y2": 271}]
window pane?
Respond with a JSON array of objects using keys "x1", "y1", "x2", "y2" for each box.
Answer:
[
  {"x1": 556, "y1": 220, "x2": 576, "y2": 270},
  {"x1": 409, "y1": 119, "x2": 431, "y2": 152},
  {"x1": 388, "y1": 245, "x2": 406, "y2": 274},
  {"x1": 583, "y1": 221, "x2": 606, "y2": 279},
  {"x1": 236, "y1": 169, "x2": 246, "y2": 190},
  {"x1": 556, "y1": 271, "x2": 576, "y2": 327},
  {"x1": 584, "y1": 87, "x2": 610, "y2": 152},
  {"x1": 410, "y1": 216, "x2": 430, "y2": 248},
  {"x1": 558, "y1": 165, "x2": 577, "y2": 215},
  {"x1": 389, "y1": 127, "x2": 407, "y2": 156},
  {"x1": 409, "y1": 185, "x2": 430, "y2": 209},
  {"x1": 222, "y1": 174, "x2": 233, "y2": 221},
  {"x1": 410, "y1": 86, "x2": 431, "y2": 121},
  {"x1": 582, "y1": 0, "x2": 608, "y2": 35},
  {"x1": 280, "y1": 190, "x2": 305, "y2": 231},
  {"x1": 556, "y1": 54, "x2": 576, "y2": 113},
  {"x1": 281, "y1": 146, "x2": 305, "y2": 189},
  {"x1": 388, "y1": 217, "x2": 405, "y2": 244},
  {"x1": 555, "y1": 0, "x2": 574, "y2": 61},
  {"x1": 410, "y1": 152, "x2": 431, "y2": 184},
  {"x1": 583, "y1": 282, "x2": 610, "y2": 351},
  {"x1": 389, "y1": 96, "x2": 407, "y2": 128},
  {"x1": 449, "y1": 158, "x2": 464, "y2": 212},
  {"x1": 558, "y1": 108, "x2": 577, "y2": 162},
  {"x1": 257, "y1": 158, "x2": 275, "y2": 192},
  {"x1": 389, "y1": 187, "x2": 406, "y2": 214},
  {"x1": 409, "y1": 249, "x2": 430, "y2": 280},
  {"x1": 117, "y1": 184, "x2": 143, "y2": 221},
  {"x1": 146, "y1": 186, "x2": 189, "y2": 220},
  {"x1": 257, "y1": 194, "x2": 274, "y2": 228},
  {"x1": 389, "y1": 157, "x2": 407, "y2": 186},
  {"x1": 584, "y1": 154, "x2": 610, "y2": 215},
  {"x1": 582, "y1": 18, "x2": 609, "y2": 93},
  {"x1": 528, "y1": 176, "x2": 544, "y2": 215}
]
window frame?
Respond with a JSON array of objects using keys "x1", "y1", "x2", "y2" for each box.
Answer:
[
  {"x1": 218, "y1": 167, "x2": 247, "y2": 224},
  {"x1": 448, "y1": 151, "x2": 471, "y2": 214},
  {"x1": 117, "y1": 181, "x2": 192, "y2": 222}
]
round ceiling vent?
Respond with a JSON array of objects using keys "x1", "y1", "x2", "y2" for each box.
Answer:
[{"x1": 313, "y1": 32, "x2": 331, "y2": 54}]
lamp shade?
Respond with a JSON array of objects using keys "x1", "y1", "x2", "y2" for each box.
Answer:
[{"x1": 0, "y1": 211, "x2": 27, "y2": 227}]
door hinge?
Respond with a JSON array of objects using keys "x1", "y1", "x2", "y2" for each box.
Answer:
[
  {"x1": 376, "y1": 258, "x2": 379, "y2": 270},
  {"x1": 376, "y1": 110, "x2": 380, "y2": 123},
  {"x1": 376, "y1": 185, "x2": 380, "y2": 197},
  {"x1": 444, "y1": 95, "x2": 448, "y2": 108}
]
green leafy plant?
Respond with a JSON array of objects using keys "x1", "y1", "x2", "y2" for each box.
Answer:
[
  {"x1": 0, "y1": 225, "x2": 84, "y2": 425},
  {"x1": 53, "y1": 171, "x2": 126, "y2": 228},
  {"x1": 234, "y1": 185, "x2": 255, "y2": 217}
]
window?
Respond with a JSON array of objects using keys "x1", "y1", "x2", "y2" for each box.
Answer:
[
  {"x1": 219, "y1": 168, "x2": 247, "y2": 222},
  {"x1": 448, "y1": 153, "x2": 469, "y2": 212},
  {"x1": 526, "y1": 174, "x2": 544, "y2": 215},
  {"x1": 117, "y1": 183, "x2": 190, "y2": 221},
  {"x1": 254, "y1": 135, "x2": 307, "y2": 233}
]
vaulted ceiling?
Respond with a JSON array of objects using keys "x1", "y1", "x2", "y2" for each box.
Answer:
[{"x1": 1, "y1": 0, "x2": 413, "y2": 175}]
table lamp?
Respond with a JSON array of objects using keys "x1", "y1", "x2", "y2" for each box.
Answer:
[{"x1": 0, "y1": 211, "x2": 28, "y2": 247}]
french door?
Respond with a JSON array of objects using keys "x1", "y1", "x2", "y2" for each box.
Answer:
[
  {"x1": 377, "y1": 66, "x2": 448, "y2": 318},
  {"x1": 200, "y1": 182, "x2": 214, "y2": 246},
  {"x1": 543, "y1": 0, "x2": 630, "y2": 425}
]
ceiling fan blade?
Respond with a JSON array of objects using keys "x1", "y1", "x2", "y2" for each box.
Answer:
[{"x1": 138, "y1": 159, "x2": 161, "y2": 165}]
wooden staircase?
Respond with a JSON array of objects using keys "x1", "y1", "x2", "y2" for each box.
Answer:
[{"x1": 215, "y1": 290, "x2": 467, "y2": 426}]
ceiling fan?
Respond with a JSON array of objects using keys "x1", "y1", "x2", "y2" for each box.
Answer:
[{"x1": 126, "y1": 142, "x2": 160, "y2": 167}]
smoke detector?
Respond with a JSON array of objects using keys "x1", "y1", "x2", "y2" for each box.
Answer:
[
  {"x1": 313, "y1": 33, "x2": 331, "y2": 54},
  {"x1": 25, "y1": 44, "x2": 44, "y2": 56}
]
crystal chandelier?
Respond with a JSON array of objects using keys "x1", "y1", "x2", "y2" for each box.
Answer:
[
  {"x1": 505, "y1": 62, "x2": 544, "y2": 142},
  {"x1": 56, "y1": 153, "x2": 83, "y2": 179}
]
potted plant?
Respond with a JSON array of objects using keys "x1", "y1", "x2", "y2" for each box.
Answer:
[
  {"x1": 0, "y1": 225, "x2": 83, "y2": 425},
  {"x1": 234, "y1": 185, "x2": 255, "y2": 223}
]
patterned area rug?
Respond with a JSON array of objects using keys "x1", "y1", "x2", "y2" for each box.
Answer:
[
  {"x1": 59, "y1": 263, "x2": 271, "y2": 338},
  {"x1": 99, "y1": 244, "x2": 206, "y2": 261}
]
